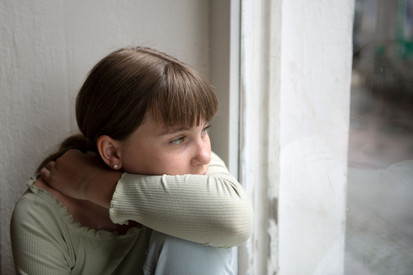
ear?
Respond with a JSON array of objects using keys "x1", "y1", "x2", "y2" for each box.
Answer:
[{"x1": 96, "y1": 135, "x2": 122, "y2": 170}]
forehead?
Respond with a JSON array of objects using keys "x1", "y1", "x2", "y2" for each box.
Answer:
[{"x1": 140, "y1": 112, "x2": 206, "y2": 135}]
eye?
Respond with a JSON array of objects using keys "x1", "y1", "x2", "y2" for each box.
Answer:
[
  {"x1": 170, "y1": 136, "x2": 186, "y2": 145},
  {"x1": 201, "y1": 124, "x2": 212, "y2": 135}
]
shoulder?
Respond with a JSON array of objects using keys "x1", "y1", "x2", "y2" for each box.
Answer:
[
  {"x1": 10, "y1": 179, "x2": 75, "y2": 249},
  {"x1": 12, "y1": 182, "x2": 46, "y2": 217},
  {"x1": 11, "y1": 181, "x2": 76, "y2": 274},
  {"x1": 11, "y1": 180, "x2": 68, "y2": 232}
]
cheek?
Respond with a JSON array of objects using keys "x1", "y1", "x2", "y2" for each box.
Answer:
[
  {"x1": 131, "y1": 147, "x2": 188, "y2": 175},
  {"x1": 206, "y1": 135, "x2": 212, "y2": 151},
  {"x1": 121, "y1": 143, "x2": 158, "y2": 174},
  {"x1": 157, "y1": 154, "x2": 190, "y2": 175}
]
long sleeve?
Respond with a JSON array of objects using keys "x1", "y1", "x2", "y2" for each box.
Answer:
[
  {"x1": 11, "y1": 184, "x2": 152, "y2": 275},
  {"x1": 10, "y1": 191, "x2": 73, "y2": 275},
  {"x1": 109, "y1": 152, "x2": 253, "y2": 248}
]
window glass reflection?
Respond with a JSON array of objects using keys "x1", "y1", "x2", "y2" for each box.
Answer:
[{"x1": 346, "y1": 0, "x2": 413, "y2": 274}]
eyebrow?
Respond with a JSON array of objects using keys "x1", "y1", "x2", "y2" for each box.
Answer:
[
  {"x1": 158, "y1": 127, "x2": 190, "y2": 136},
  {"x1": 158, "y1": 122, "x2": 210, "y2": 136}
]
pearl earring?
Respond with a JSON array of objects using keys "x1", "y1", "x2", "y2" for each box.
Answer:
[{"x1": 113, "y1": 164, "x2": 119, "y2": 169}]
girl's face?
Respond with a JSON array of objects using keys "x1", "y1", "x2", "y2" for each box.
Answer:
[{"x1": 117, "y1": 114, "x2": 212, "y2": 175}]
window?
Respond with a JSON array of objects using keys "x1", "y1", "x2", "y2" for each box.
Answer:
[
  {"x1": 214, "y1": 1, "x2": 412, "y2": 274},
  {"x1": 345, "y1": 0, "x2": 413, "y2": 273}
]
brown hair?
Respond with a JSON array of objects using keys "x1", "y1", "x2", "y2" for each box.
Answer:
[{"x1": 36, "y1": 47, "x2": 218, "y2": 172}]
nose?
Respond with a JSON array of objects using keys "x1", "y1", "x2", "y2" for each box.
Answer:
[{"x1": 191, "y1": 137, "x2": 211, "y2": 167}]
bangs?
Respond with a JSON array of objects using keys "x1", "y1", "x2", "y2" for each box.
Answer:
[{"x1": 148, "y1": 62, "x2": 218, "y2": 128}]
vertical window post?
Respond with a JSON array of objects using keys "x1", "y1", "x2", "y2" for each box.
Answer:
[{"x1": 238, "y1": 1, "x2": 354, "y2": 274}]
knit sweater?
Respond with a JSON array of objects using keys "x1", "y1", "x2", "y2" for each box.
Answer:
[{"x1": 10, "y1": 152, "x2": 253, "y2": 275}]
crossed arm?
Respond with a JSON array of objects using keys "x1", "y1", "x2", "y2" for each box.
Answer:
[{"x1": 40, "y1": 150, "x2": 253, "y2": 248}]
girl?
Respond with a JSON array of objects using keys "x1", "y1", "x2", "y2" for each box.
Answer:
[{"x1": 10, "y1": 47, "x2": 253, "y2": 274}]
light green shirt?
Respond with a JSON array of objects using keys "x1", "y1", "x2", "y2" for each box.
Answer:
[{"x1": 11, "y1": 152, "x2": 253, "y2": 274}]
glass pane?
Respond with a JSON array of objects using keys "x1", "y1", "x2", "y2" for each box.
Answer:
[{"x1": 346, "y1": 0, "x2": 413, "y2": 274}]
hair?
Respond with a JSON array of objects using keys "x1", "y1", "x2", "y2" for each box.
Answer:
[{"x1": 36, "y1": 47, "x2": 218, "y2": 173}]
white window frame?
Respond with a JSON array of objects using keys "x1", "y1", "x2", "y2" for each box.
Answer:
[{"x1": 211, "y1": 0, "x2": 355, "y2": 274}]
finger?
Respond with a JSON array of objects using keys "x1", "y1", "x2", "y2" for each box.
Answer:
[
  {"x1": 45, "y1": 161, "x2": 56, "y2": 171},
  {"x1": 39, "y1": 166, "x2": 51, "y2": 183}
]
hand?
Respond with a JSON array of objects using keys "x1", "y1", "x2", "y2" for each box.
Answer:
[
  {"x1": 40, "y1": 149, "x2": 122, "y2": 208},
  {"x1": 34, "y1": 178, "x2": 120, "y2": 231}
]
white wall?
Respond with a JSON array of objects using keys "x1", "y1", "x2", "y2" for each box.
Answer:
[{"x1": 0, "y1": 1, "x2": 211, "y2": 273}]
